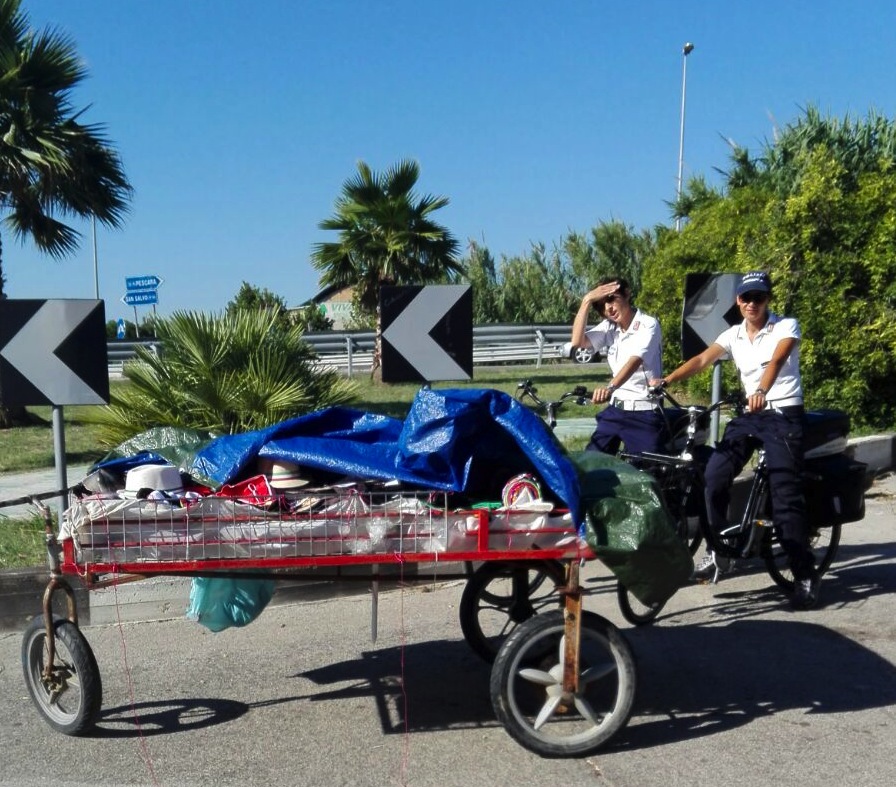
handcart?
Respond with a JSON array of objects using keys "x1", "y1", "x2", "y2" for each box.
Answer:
[{"x1": 22, "y1": 481, "x2": 637, "y2": 758}]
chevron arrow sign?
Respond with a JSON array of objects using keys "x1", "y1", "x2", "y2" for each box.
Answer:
[
  {"x1": 681, "y1": 273, "x2": 743, "y2": 360},
  {"x1": 380, "y1": 285, "x2": 473, "y2": 383},
  {"x1": 0, "y1": 299, "x2": 110, "y2": 406}
]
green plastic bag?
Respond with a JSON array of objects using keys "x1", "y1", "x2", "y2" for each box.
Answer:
[{"x1": 572, "y1": 451, "x2": 694, "y2": 607}]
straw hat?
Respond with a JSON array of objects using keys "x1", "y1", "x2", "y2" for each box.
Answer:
[
  {"x1": 258, "y1": 458, "x2": 309, "y2": 489},
  {"x1": 123, "y1": 464, "x2": 184, "y2": 497}
]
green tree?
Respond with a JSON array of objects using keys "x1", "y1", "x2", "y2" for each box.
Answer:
[
  {"x1": 226, "y1": 281, "x2": 288, "y2": 314},
  {"x1": 311, "y1": 159, "x2": 462, "y2": 374},
  {"x1": 642, "y1": 107, "x2": 896, "y2": 428},
  {"x1": 0, "y1": 0, "x2": 131, "y2": 425},
  {"x1": 86, "y1": 309, "x2": 358, "y2": 446}
]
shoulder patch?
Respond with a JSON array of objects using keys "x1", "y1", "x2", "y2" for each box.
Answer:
[{"x1": 632, "y1": 321, "x2": 640, "y2": 331}]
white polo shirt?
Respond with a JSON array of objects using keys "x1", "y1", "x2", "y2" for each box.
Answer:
[
  {"x1": 584, "y1": 309, "x2": 662, "y2": 402},
  {"x1": 714, "y1": 312, "x2": 803, "y2": 404}
]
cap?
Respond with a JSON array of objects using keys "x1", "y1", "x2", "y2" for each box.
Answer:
[{"x1": 736, "y1": 271, "x2": 772, "y2": 297}]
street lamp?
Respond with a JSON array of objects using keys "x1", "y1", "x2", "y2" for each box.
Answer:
[
  {"x1": 675, "y1": 41, "x2": 694, "y2": 231},
  {"x1": 91, "y1": 214, "x2": 99, "y2": 299}
]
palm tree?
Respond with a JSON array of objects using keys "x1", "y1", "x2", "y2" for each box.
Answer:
[
  {"x1": 85, "y1": 309, "x2": 359, "y2": 447},
  {"x1": 0, "y1": 0, "x2": 132, "y2": 425},
  {"x1": 311, "y1": 159, "x2": 462, "y2": 375}
]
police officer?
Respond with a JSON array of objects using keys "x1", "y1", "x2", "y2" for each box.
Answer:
[
  {"x1": 570, "y1": 276, "x2": 666, "y2": 456},
  {"x1": 653, "y1": 271, "x2": 819, "y2": 609}
]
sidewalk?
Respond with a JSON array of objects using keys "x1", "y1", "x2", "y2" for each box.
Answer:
[{"x1": 0, "y1": 465, "x2": 89, "y2": 519}]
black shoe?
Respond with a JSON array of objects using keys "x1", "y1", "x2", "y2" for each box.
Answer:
[{"x1": 791, "y1": 574, "x2": 820, "y2": 610}]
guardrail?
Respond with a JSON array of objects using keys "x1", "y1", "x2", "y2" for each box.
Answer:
[{"x1": 106, "y1": 325, "x2": 579, "y2": 378}]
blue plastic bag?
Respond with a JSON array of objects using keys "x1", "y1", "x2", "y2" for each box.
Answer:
[{"x1": 186, "y1": 576, "x2": 276, "y2": 632}]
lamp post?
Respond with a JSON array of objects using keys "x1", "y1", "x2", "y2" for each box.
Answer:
[
  {"x1": 91, "y1": 214, "x2": 99, "y2": 299},
  {"x1": 675, "y1": 41, "x2": 695, "y2": 231}
]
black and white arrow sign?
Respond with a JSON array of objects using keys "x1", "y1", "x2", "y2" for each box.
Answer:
[
  {"x1": 380, "y1": 285, "x2": 473, "y2": 383},
  {"x1": 0, "y1": 300, "x2": 110, "y2": 406},
  {"x1": 681, "y1": 273, "x2": 743, "y2": 359}
]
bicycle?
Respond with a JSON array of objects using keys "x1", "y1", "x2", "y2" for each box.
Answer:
[
  {"x1": 615, "y1": 386, "x2": 859, "y2": 625},
  {"x1": 456, "y1": 380, "x2": 593, "y2": 661}
]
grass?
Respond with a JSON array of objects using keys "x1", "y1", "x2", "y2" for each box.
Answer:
[
  {"x1": 0, "y1": 405, "x2": 109, "y2": 473},
  {"x1": 0, "y1": 362, "x2": 607, "y2": 568},
  {"x1": 0, "y1": 510, "x2": 51, "y2": 570}
]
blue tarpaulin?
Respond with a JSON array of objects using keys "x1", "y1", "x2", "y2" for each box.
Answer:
[{"x1": 94, "y1": 387, "x2": 583, "y2": 524}]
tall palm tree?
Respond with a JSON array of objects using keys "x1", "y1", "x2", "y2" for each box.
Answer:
[
  {"x1": 311, "y1": 159, "x2": 462, "y2": 374},
  {"x1": 0, "y1": 0, "x2": 132, "y2": 425}
]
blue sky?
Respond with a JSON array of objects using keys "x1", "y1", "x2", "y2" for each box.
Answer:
[{"x1": 7, "y1": 0, "x2": 896, "y2": 321}]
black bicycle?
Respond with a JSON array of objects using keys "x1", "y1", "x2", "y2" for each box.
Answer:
[
  {"x1": 456, "y1": 380, "x2": 593, "y2": 661},
  {"x1": 616, "y1": 386, "x2": 860, "y2": 625}
]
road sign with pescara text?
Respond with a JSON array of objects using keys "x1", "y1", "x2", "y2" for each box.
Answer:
[
  {"x1": 0, "y1": 299, "x2": 109, "y2": 406},
  {"x1": 126, "y1": 275, "x2": 163, "y2": 291},
  {"x1": 380, "y1": 285, "x2": 473, "y2": 383}
]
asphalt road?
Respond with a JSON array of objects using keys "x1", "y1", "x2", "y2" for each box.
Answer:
[{"x1": 1, "y1": 472, "x2": 894, "y2": 787}]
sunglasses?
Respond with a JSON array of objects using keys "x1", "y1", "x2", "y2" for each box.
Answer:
[
  {"x1": 739, "y1": 291, "x2": 769, "y2": 304},
  {"x1": 602, "y1": 294, "x2": 623, "y2": 305}
]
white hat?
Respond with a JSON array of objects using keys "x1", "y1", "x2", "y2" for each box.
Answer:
[
  {"x1": 258, "y1": 458, "x2": 309, "y2": 489},
  {"x1": 123, "y1": 464, "x2": 184, "y2": 497}
]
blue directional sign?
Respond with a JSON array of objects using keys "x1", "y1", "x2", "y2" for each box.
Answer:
[
  {"x1": 122, "y1": 289, "x2": 158, "y2": 306},
  {"x1": 116, "y1": 318, "x2": 126, "y2": 339},
  {"x1": 126, "y1": 274, "x2": 163, "y2": 291}
]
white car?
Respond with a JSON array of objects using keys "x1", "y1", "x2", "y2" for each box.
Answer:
[{"x1": 561, "y1": 342, "x2": 602, "y2": 364}]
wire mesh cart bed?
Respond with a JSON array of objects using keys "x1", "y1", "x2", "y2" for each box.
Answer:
[{"x1": 23, "y1": 479, "x2": 637, "y2": 758}]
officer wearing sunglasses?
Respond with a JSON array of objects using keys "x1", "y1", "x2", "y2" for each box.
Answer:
[
  {"x1": 653, "y1": 270, "x2": 819, "y2": 610},
  {"x1": 570, "y1": 276, "x2": 666, "y2": 456}
]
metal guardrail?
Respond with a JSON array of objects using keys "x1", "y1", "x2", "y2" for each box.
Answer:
[{"x1": 106, "y1": 325, "x2": 577, "y2": 378}]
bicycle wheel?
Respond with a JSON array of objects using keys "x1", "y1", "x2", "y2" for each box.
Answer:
[
  {"x1": 459, "y1": 560, "x2": 567, "y2": 662},
  {"x1": 615, "y1": 581, "x2": 665, "y2": 626},
  {"x1": 490, "y1": 610, "x2": 637, "y2": 757},
  {"x1": 648, "y1": 463, "x2": 704, "y2": 555},
  {"x1": 763, "y1": 522, "x2": 842, "y2": 591},
  {"x1": 21, "y1": 615, "x2": 103, "y2": 735}
]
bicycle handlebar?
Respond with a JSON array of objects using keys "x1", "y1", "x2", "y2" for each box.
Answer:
[{"x1": 515, "y1": 380, "x2": 591, "y2": 427}]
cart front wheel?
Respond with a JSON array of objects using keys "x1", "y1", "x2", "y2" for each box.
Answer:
[
  {"x1": 459, "y1": 560, "x2": 566, "y2": 662},
  {"x1": 21, "y1": 615, "x2": 102, "y2": 736},
  {"x1": 490, "y1": 610, "x2": 636, "y2": 757}
]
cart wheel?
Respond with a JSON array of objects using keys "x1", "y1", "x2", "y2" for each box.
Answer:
[
  {"x1": 459, "y1": 560, "x2": 566, "y2": 663},
  {"x1": 490, "y1": 610, "x2": 636, "y2": 757},
  {"x1": 615, "y1": 581, "x2": 665, "y2": 626},
  {"x1": 21, "y1": 615, "x2": 102, "y2": 736}
]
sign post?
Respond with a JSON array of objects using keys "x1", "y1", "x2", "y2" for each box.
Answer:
[
  {"x1": 681, "y1": 272, "x2": 745, "y2": 443},
  {"x1": 123, "y1": 274, "x2": 163, "y2": 336}
]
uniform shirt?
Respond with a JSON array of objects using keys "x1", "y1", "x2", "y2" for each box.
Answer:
[
  {"x1": 584, "y1": 309, "x2": 662, "y2": 402},
  {"x1": 714, "y1": 312, "x2": 803, "y2": 402}
]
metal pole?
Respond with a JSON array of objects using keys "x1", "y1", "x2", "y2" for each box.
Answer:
[
  {"x1": 92, "y1": 215, "x2": 99, "y2": 299},
  {"x1": 52, "y1": 406, "x2": 68, "y2": 518},
  {"x1": 676, "y1": 42, "x2": 694, "y2": 232}
]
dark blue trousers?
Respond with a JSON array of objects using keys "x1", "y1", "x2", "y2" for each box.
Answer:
[
  {"x1": 586, "y1": 405, "x2": 667, "y2": 457},
  {"x1": 703, "y1": 406, "x2": 815, "y2": 580}
]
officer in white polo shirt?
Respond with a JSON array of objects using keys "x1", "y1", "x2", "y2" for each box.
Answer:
[
  {"x1": 654, "y1": 270, "x2": 819, "y2": 610},
  {"x1": 570, "y1": 276, "x2": 666, "y2": 456}
]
